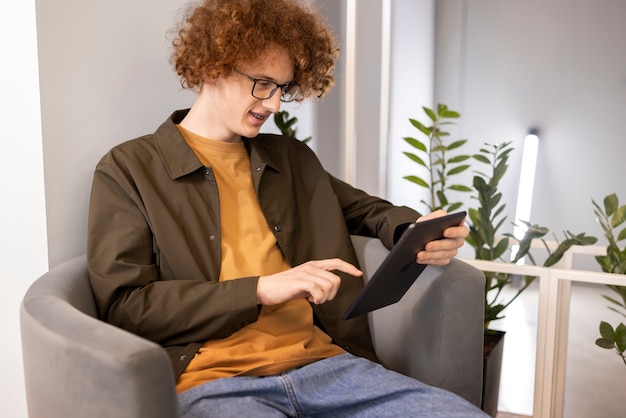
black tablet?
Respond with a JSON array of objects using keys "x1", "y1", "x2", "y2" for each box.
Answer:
[{"x1": 341, "y1": 211, "x2": 466, "y2": 320}]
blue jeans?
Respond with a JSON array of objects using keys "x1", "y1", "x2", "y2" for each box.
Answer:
[{"x1": 178, "y1": 353, "x2": 487, "y2": 417}]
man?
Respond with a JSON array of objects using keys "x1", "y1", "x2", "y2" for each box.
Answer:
[{"x1": 87, "y1": 0, "x2": 486, "y2": 416}]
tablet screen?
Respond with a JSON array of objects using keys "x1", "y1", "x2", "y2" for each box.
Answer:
[{"x1": 342, "y1": 211, "x2": 466, "y2": 320}]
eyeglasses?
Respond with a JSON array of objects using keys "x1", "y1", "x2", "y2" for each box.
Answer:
[{"x1": 235, "y1": 70, "x2": 301, "y2": 103}]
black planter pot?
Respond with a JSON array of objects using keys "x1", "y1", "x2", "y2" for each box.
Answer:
[{"x1": 482, "y1": 330, "x2": 506, "y2": 417}]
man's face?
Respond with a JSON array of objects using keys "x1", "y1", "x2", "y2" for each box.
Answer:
[{"x1": 203, "y1": 45, "x2": 295, "y2": 142}]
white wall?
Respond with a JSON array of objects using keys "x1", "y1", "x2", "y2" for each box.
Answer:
[
  {"x1": 1, "y1": 1, "x2": 49, "y2": 417},
  {"x1": 431, "y1": 0, "x2": 626, "y2": 251},
  {"x1": 352, "y1": 0, "x2": 385, "y2": 194},
  {"x1": 35, "y1": 0, "x2": 326, "y2": 268},
  {"x1": 387, "y1": 0, "x2": 436, "y2": 210},
  {"x1": 311, "y1": 0, "x2": 346, "y2": 179},
  {"x1": 3, "y1": 1, "x2": 328, "y2": 416},
  {"x1": 36, "y1": 0, "x2": 197, "y2": 267},
  {"x1": 385, "y1": 0, "x2": 626, "y2": 253}
]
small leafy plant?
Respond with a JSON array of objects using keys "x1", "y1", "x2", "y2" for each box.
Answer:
[
  {"x1": 466, "y1": 142, "x2": 514, "y2": 263},
  {"x1": 467, "y1": 142, "x2": 596, "y2": 330},
  {"x1": 593, "y1": 194, "x2": 626, "y2": 274},
  {"x1": 482, "y1": 224, "x2": 597, "y2": 330},
  {"x1": 274, "y1": 110, "x2": 311, "y2": 143},
  {"x1": 402, "y1": 104, "x2": 472, "y2": 213},
  {"x1": 592, "y1": 193, "x2": 626, "y2": 366},
  {"x1": 400, "y1": 106, "x2": 597, "y2": 333}
]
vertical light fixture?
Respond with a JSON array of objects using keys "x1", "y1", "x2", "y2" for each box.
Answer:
[
  {"x1": 512, "y1": 128, "x2": 540, "y2": 261},
  {"x1": 378, "y1": 0, "x2": 392, "y2": 197},
  {"x1": 343, "y1": 0, "x2": 357, "y2": 185}
]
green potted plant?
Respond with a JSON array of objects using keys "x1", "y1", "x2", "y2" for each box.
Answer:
[
  {"x1": 592, "y1": 193, "x2": 626, "y2": 366},
  {"x1": 468, "y1": 142, "x2": 597, "y2": 329},
  {"x1": 274, "y1": 110, "x2": 312, "y2": 143},
  {"x1": 465, "y1": 141, "x2": 596, "y2": 416},
  {"x1": 401, "y1": 109, "x2": 596, "y2": 330},
  {"x1": 401, "y1": 103, "x2": 472, "y2": 213},
  {"x1": 402, "y1": 105, "x2": 597, "y2": 415}
]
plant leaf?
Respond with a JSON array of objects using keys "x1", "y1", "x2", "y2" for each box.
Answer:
[
  {"x1": 447, "y1": 202, "x2": 463, "y2": 212},
  {"x1": 441, "y1": 109, "x2": 461, "y2": 118},
  {"x1": 611, "y1": 205, "x2": 626, "y2": 228},
  {"x1": 447, "y1": 139, "x2": 468, "y2": 150},
  {"x1": 449, "y1": 184, "x2": 473, "y2": 192},
  {"x1": 595, "y1": 255, "x2": 612, "y2": 273},
  {"x1": 601, "y1": 294, "x2": 626, "y2": 309},
  {"x1": 599, "y1": 321, "x2": 615, "y2": 341},
  {"x1": 403, "y1": 152, "x2": 427, "y2": 167},
  {"x1": 403, "y1": 136, "x2": 427, "y2": 151},
  {"x1": 604, "y1": 194, "x2": 618, "y2": 217},
  {"x1": 606, "y1": 307, "x2": 626, "y2": 319},
  {"x1": 493, "y1": 238, "x2": 510, "y2": 260},
  {"x1": 595, "y1": 338, "x2": 615, "y2": 350},
  {"x1": 409, "y1": 119, "x2": 431, "y2": 137},
  {"x1": 448, "y1": 155, "x2": 471, "y2": 163},
  {"x1": 436, "y1": 190, "x2": 449, "y2": 206},
  {"x1": 473, "y1": 154, "x2": 490, "y2": 164},
  {"x1": 615, "y1": 323, "x2": 626, "y2": 352},
  {"x1": 544, "y1": 232, "x2": 595, "y2": 267},
  {"x1": 447, "y1": 165, "x2": 471, "y2": 176},
  {"x1": 403, "y1": 175, "x2": 429, "y2": 188},
  {"x1": 423, "y1": 107, "x2": 437, "y2": 122}
]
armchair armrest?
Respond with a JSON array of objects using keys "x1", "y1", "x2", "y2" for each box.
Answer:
[
  {"x1": 351, "y1": 235, "x2": 485, "y2": 407},
  {"x1": 20, "y1": 256, "x2": 179, "y2": 418}
]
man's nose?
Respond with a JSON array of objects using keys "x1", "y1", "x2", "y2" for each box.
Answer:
[{"x1": 262, "y1": 92, "x2": 282, "y2": 113}]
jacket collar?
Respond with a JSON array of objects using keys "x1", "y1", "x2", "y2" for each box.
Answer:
[
  {"x1": 242, "y1": 137, "x2": 282, "y2": 174},
  {"x1": 153, "y1": 109, "x2": 281, "y2": 180}
]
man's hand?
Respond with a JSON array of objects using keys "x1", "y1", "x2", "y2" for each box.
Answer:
[
  {"x1": 257, "y1": 258, "x2": 362, "y2": 306},
  {"x1": 416, "y1": 210, "x2": 468, "y2": 266}
]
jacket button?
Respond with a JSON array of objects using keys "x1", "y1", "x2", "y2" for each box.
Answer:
[
  {"x1": 274, "y1": 226, "x2": 281, "y2": 232},
  {"x1": 179, "y1": 355, "x2": 187, "y2": 361},
  {"x1": 255, "y1": 166, "x2": 261, "y2": 172},
  {"x1": 209, "y1": 234, "x2": 217, "y2": 241}
]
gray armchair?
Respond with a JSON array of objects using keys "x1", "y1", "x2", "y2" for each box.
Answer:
[{"x1": 20, "y1": 236, "x2": 485, "y2": 418}]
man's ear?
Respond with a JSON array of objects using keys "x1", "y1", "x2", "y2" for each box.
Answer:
[
  {"x1": 202, "y1": 76, "x2": 218, "y2": 87},
  {"x1": 203, "y1": 74, "x2": 219, "y2": 86},
  {"x1": 198, "y1": 76, "x2": 218, "y2": 95}
]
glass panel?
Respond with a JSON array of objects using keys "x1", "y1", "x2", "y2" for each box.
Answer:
[
  {"x1": 563, "y1": 282, "x2": 624, "y2": 417},
  {"x1": 491, "y1": 280, "x2": 539, "y2": 416}
]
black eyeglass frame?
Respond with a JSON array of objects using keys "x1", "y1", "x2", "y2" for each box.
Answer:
[{"x1": 235, "y1": 70, "x2": 300, "y2": 103}]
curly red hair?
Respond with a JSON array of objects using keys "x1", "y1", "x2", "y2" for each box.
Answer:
[{"x1": 171, "y1": 0, "x2": 339, "y2": 101}]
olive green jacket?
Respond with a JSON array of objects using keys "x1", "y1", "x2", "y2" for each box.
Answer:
[{"x1": 87, "y1": 109, "x2": 420, "y2": 378}]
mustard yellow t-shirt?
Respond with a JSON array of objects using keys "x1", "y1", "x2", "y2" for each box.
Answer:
[{"x1": 175, "y1": 126, "x2": 345, "y2": 393}]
